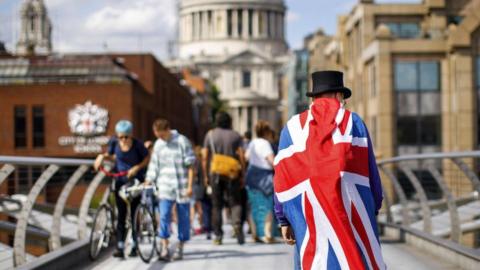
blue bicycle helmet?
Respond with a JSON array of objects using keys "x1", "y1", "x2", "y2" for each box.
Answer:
[{"x1": 115, "y1": 120, "x2": 133, "y2": 135}]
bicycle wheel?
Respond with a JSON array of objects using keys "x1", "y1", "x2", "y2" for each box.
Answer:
[
  {"x1": 89, "y1": 204, "x2": 113, "y2": 260},
  {"x1": 134, "y1": 204, "x2": 156, "y2": 263}
]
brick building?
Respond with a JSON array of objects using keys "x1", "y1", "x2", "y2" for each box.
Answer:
[
  {"x1": 0, "y1": 53, "x2": 195, "y2": 195},
  {"x1": 0, "y1": 53, "x2": 194, "y2": 157}
]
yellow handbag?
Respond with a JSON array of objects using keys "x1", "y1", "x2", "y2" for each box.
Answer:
[{"x1": 208, "y1": 132, "x2": 241, "y2": 179}]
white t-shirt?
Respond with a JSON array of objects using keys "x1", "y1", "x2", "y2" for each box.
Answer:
[{"x1": 246, "y1": 138, "x2": 274, "y2": 170}]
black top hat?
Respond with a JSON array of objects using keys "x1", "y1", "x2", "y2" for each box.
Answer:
[{"x1": 306, "y1": 70, "x2": 352, "y2": 99}]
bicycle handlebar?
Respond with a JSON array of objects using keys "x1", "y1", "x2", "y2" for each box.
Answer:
[{"x1": 99, "y1": 166, "x2": 128, "y2": 178}]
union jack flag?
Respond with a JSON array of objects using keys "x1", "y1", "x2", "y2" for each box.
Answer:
[{"x1": 273, "y1": 98, "x2": 385, "y2": 270}]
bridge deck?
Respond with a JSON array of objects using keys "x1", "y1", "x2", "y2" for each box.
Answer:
[{"x1": 88, "y1": 228, "x2": 462, "y2": 270}]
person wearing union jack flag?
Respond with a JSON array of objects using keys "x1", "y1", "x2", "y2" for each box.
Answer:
[{"x1": 273, "y1": 71, "x2": 386, "y2": 270}]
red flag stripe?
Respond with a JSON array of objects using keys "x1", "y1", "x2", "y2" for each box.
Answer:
[
  {"x1": 351, "y1": 204, "x2": 379, "y2": 270},
  {"x1": 303, "y1": 194, "x2": 316, "y2": 270}
]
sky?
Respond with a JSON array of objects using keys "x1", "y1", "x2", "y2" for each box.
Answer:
[{"x1": 0, "y1": 0, "x2": 420, "y2": 60}]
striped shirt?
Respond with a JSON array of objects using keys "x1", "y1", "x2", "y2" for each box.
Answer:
[{"x1": 146, "y1": 130, "x2": 195, "y2": 203}]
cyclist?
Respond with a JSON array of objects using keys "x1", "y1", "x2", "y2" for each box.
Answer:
[
  {"x1": 145, "y1": 119, "x2": 195, "y2": 261},
  {"x1": 94, "y1": 120, "x2": 150, "y2": 258}
]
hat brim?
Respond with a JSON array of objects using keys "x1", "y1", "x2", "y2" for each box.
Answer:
[{"x1": 306, "y1": 87, "x2": 352, "y2": 99}]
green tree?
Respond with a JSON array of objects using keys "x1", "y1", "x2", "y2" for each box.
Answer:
[{"x1": 209, "y1": 84, "x2": 226, "y2": 123}]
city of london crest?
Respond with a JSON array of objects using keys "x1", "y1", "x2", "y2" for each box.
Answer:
[{"x1": 68, "y1": 101, "x2": 109, "y2": 136}]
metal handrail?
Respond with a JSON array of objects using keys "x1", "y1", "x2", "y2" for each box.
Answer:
[
  {"x1": 0, "y1": 155, "x2": 103, "y2": 267},
  {"x1": 377, "y1": 151, "x2": 480, "y2": 245},
  {"x1": 378, "y1": 151, "x2": 480, "y2": 165},
  {"x1": 0, "y1": 156, "x2": 93, "y2": 166}
]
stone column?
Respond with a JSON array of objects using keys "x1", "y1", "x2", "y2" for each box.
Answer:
[
  {"x1": 232, "y1": 9, "x2": 238, "y2": 38},
  {"x1": 188, "y1": 13, "x2": 193, "y2": 41},
  {"x1": 253, "y1": 10, "x2": 259, "y2": 38},
  {"x1": 193, "y1": 12, "x2": 199, "y2": 40},
  {"x1": 243, "y1": 9, "x2": 249, "y2": 39},
  {"x1": 202, "y1": 10, "x2": 208, "y2": 39}
]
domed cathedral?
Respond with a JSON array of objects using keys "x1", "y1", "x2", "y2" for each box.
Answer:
[
  {"x1": 16, "y1": 0, "x2": 52, "y2": 56},
  {"x1": 177, "y1": 0, "x2": 288, "y2": 134}
]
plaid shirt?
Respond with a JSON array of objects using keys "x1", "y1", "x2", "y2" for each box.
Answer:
[{"x1": 146, "y1": 130, "x2": 195, "y2": 203}]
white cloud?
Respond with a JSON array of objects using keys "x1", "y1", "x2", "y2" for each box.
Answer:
[
  {"x1": 85, "y1": 0, "x2": 176, "y2": 34},
  {"x1": 2, "y1": 0, "x2": 178, "y2": 60},
  {"x1": 286, "y1": 11, "x2": 299, "y2": 23},
  {"x1": 45, "y1": 0, "x2": 71, "y2": 8}
]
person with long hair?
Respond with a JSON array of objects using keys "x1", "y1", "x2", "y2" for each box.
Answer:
[{"x1": 245, "y1": 120, "x2": 276, "y2": 243}]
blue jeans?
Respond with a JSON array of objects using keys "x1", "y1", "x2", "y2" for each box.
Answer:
[{"x1": 158, "y1": 200, "x2": 190, "y2": 242}]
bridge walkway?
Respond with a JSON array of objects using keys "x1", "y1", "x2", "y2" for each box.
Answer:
[{"x1": 88, "y1": 227, "x2": 461, "y2": 270}]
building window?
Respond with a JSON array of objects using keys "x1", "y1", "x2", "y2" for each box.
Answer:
[
  {"x1": 216, "y1": 13, "x2": 222, "y2": 34},
  {"x1": 227, "y1": 10, "x2": 233, "y2": 37},
  {"x1": 208, "y1": 11, "x2": 212, "y2": 37},
  {"x1": 385, "y1": 22, "x2": 420, "y2": 39},
  {"x1": 447, "y1": 16, "x2": 463, "y2": 25},
  {"x1": 395, "y1": 61, "x2": 439, "y2": 91},
  {"x1": 14, "y1": 106, "x2": 27, "y2": 148},
  {"x1": 394, "y1": 60, "x2": 441, "y2": 148},
  {"x1": 237, "y1": 10, "x2": 243, "y2": 37},
  {"x1": 242, "y1": 70, "x2": 251, "y2": 88},
  {"x1": 32, "y1": 106, "x2": 45, "y2": 148},
  {"x1": 248, "y1": 10, "x2": 253, "y2": 37}
]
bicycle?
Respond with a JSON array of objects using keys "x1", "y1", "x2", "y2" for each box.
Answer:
[
  {"x1": 126, "y1": 183, "x2": 158, "y2": 263},
  {"x1": 89, "y1": 167, "x2": 159, "y2": 263},
  {"x1": 89, "y1": 167, "x2": 126, "y2": 260}
]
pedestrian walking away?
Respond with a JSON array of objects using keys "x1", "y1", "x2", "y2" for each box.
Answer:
[
  {"x1": 145, "y1": 119, "x2": 196, "y2": 261},
  {"x1": 201, "y1": 111, "x2": 246, "y2": 245},
  {"x1": 245, "y1": 120, "x2": 277, "y2": 243},
  {"x1": 93, "y1": 120, "x2": 150, "y2": 259},
  {"x1": 273, "y1": 71, "x2": 386, "y2": 270}
]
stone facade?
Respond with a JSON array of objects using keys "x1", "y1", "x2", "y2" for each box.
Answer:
[
  {"x1": 324, "y1": 0, "x2": 480, "y2": 202},
  {"x1": 173, "y1": 0, "x2": 288, "y2": 134}
]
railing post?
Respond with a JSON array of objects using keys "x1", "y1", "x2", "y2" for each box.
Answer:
[
  {"x1": 0, "y1": 164, "x2": 15, "y2": 187},
  {"x1": 451, "y1": 158, "x2": 480, "y2": 195},
  {"x1": 399, "y1": 164, "x2": 432, "y2": 233},
  {"x1": 77, "y1": 171, "x2": 106, "y2": 239},
  {"x1": 49, "y1": 165, "x2": 89, "y2": 251},
  {"x1": 425, "y1": 163, "x2": 461, "y2": 242},
  {"x1": 13, "y1": 164, "x2": 60, "y2": 267},
  {"x1": 379, "y1": 165, "x2": 410, "y2": 225}
]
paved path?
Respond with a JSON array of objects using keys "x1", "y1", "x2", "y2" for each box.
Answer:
[{"x1": 90, "y1": 231, "x2": 462, "y2": 270}]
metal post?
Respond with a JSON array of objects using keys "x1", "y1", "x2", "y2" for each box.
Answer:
[
  {"x1": 0, "y1": 164, "x2": 15, "y2": 187},
  {"x1": 13, "y1": 165, "x2": 60, "y2": 267},
  {"x1": 425, "y1": 164, "x2": 461, "y2": 242},
  {"x1": 49, "y1": 165, "x2": 89, "y2": 251},
  {"x1": 451, "y1": 158, "x2": 480, "y2": 195},
  {"x1": 77, "y1": 171, "x2": 106, "y2": 240},
  {"x1": 399, "y1": 164, "x2": 432, "y2": 233},
  {"x1": 379, "y1": 165, "x2": 411, "y2": 225}
]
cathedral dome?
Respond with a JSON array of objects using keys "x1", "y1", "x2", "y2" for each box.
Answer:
[{"x1": 178, "y1": 0, "x2": 287, "y2": 59}]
